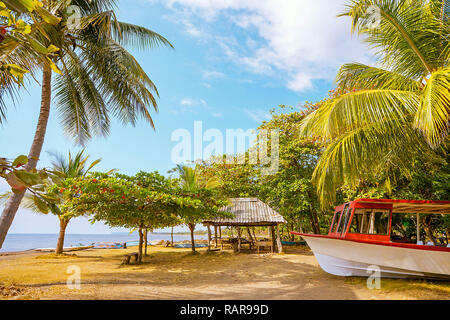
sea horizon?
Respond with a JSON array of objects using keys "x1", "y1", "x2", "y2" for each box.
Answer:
[{"x1": 0, "y1": 233, "x2": 206, "y2": 253}]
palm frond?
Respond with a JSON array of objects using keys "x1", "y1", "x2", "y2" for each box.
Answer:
[
  {"x1": 337, "y1": 63, "x2": 422, "y2": 91},
  {"x1": 79, "y1": 38, "x2": 158, "y2": 128},
  {"x1": 414, "y1": 67, "x2": 450, "y2": 146},
  {"x1": 312, "y1": 119, "x2": 432, "y2": 206},
  {"x1": 341, "y1": 0, "x2": 446, "y2": 79},
  {"x1": 301, "y1": 89, "x2": 419, "y2": 140},
  {"x1": 112, "y1": 22, "x2": 174, "y2": 50}
]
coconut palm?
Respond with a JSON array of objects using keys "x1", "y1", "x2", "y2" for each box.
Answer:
[
  {"x1": 170, "y1": 165, "x2": 220, "y2": 252},
  {"x1": 0, "y1": 0, "x2": 173, "y2": 248},
  {"x1": 171, "y1": 164, "x2": 220, "y2": 191},
  {"x1": 300, "y1": 0, "x2": 450, "y2": 206},
  {"x1": 1, "y1": 150, "x2": 104, "y2": 254}
]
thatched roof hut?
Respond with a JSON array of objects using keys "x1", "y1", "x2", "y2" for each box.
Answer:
[
  {"x1": 203, "y1": 198, "x2": 286, "y2": 253},
  {"x1": 203, "y1": 198, "x2": 286, "y2": 226}
]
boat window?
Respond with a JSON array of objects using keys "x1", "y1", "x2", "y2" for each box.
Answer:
[
  {"x1": 349, "y1": 209, "x2": 390, "y2": 235},
  {"x1": 337, "y1": 206, "x2": 352, "y2": 234},
  {"x1": 332, "y1": 213, "x2": 341, "y2": 233},
  {"x1": 330, "y1": 212, "x2": 338, "y2": 233},
  {"x1": 332, "y1": 209, "x2": 344, "y2": 233}
]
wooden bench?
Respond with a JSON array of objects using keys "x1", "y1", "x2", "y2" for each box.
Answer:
[
  {"x1": 122, "y1": 252, "x2": 139, "y2": 264},
  {"x1": 256, "y1": 241, "x2": 273, "y2": 254}
]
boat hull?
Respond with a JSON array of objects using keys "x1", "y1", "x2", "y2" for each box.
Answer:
[{"x1": 302, "y1": 235, "x2": 450, "y2": 279}]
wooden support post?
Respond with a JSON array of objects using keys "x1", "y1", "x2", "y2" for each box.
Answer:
[
  {"x1": 270, "y1": 226, "x2": 275, "y2": 253},
  {"x1": 247, "y1": 227, "x2": 254, "y2": 249},
  {"x1": 417, "y1": 213, "x2": 420, "y2": 243},
  {"x1": 214, "y1": 225, "x2": 218, "y2": 248},
  {"x1": 219, "y1": 226, "x2": 223, "y2": 249},
  {"x1": 237, "y1": 227, "x2": 242, "y2": 252},
  {"x1": 276, "y1": 224, "x2": 283, "y2": 254},
  {"x1": 207, "y1": 224, "x2": 212, "y2": 251}
]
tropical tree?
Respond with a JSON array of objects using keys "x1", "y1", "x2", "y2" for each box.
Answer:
[
  {"x1": 257, "y1": 106, "x2": 325, "y2": 235},
  {"x1": 1, "y1": 150, "x2": 103, "y2": 254},
  {"x1": 0, "y1": 0, "x2": 173, "y2": 248},
  {"x1": 300, "y1": 0, "x2": 450, "y2": 206},
  {"x1": 68, "y1": 173, "x2": 189, "y2": 262},
  {"x1": 171, "y1": 165, "x2": 230, "y2": 252},
  {"x1": 196, "y1": 156, "x2": 260, "y2": 199}
]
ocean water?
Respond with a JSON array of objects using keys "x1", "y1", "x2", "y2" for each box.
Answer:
[{"x1": 0, "y1": 233, "x2": 206, "y2": 252}]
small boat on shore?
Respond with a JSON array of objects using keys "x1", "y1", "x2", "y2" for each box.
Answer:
[
  {"x1": 173, "y1": 243, "x2": 208, "y2": 248},
  {"x1": 35, "y1": 245, "x2": 93, "y2": 252},
  {"x1": 281, "y1": 240, "x2": 306, "y2": 246},
  {"x1": 93, "y1": 242, "x2": 127, "y2": 249},
  {"x1": 292, "y1": 199, "x2": 450, "y2": 279}
]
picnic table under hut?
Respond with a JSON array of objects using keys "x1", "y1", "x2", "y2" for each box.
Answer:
[{"x1": 203, "y1": 198, "x2": 287, "y2": 253}]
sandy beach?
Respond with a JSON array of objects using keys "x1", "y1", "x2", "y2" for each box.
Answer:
[{"x1": 0, "y1": 245, "x2": 449, "y2": 300}]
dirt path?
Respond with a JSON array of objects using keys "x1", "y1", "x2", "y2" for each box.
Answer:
[{"x1": 0, "y1": 246, "x2": 448, "y2": 300}]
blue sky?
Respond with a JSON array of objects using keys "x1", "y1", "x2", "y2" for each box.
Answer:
[{"x1": 0, "y1": 0, "x2": 371, "y2": 234}]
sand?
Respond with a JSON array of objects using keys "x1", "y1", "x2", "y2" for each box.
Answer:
[{"x1": 0, "y1": 246, "x2": 448, "y2": 300}]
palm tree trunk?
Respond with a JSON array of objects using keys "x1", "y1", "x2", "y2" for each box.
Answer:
[
  {"x1": 171, "y1": 226, "x2": 174, "y2": 247},
  {"x1": 188, "y1": 223, "x2": 196, "y2": 253},
  {"x1": 0, "y1": 67, "x2": 52, "y2": 249},
  {"x1": 56, "y1": 218, "x2": 69, "y2": 255}
]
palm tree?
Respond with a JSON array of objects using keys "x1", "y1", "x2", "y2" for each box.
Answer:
[
  {"x1": 2, "y1": 150, "x2": 103, "y2": 254},
  {"x1": 300, "y1": 0, "x2": 450, "y2": 206},
  {"x1": 0, "y1": 0, "x2": 173, "y2": 248},
  {"x1": 171, "y1": 165, "x2": 220, "y2": 252}
]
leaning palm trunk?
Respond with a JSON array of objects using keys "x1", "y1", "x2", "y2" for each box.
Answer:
[
  {"x1": 0, "y1": 67, "x2": 52, "y2": 249},
  {"x1": 56, "y1": 218, "x2": 69, "y2": 254}
]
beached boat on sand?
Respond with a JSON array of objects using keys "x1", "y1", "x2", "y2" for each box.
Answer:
[
  {"x1": 35, "y1": 245, "x2": 93, "y2": 252},
  {"x1": 292, "y1": 199, "x2": 450, "y2": 279}
]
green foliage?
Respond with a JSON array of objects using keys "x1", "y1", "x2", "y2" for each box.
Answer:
[
  {"x1": 1, "y1": 0, "x2": 173, "y2": 144},
  {"x1": 0, "y1": 155, "x2": 47, "y2": 193},
  {"x1": 0, "y1": 0, "x2": 61, "y2": 114},
  {"x1": 301, "y1": 0, "x2": 450, "y2": 206},
  {"x1": 196, "y1": 157, "x2": 259, "y2": 198},
  {"x1": 256, "y1": 106, "x2": 326, "y2": 234},
  {"x1": 171, "y1": 165, "x2": 231, "y2": 226}
]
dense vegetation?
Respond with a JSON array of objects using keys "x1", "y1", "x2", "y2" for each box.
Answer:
[{"x1": 0, "y1": 0, "x2": 449, "y2": 252}]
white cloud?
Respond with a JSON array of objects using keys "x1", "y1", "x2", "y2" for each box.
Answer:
[
  {"x1": 180, "y1": 98, "x2": 195, "y2": 106},
  {"x1": 202, "y1": 70, "x2": 226, "y2": 79},
  {"x1": 177, "y1": 98, "x2": 223, "y2": 118},
  {"x1": 159, "y1": 0, "x2": 372, "y2": 92}
]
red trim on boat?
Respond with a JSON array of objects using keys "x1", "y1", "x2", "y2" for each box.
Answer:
[
  {"x1": 290, "y1": 232, "x2": 450, "y2": 253},
  {"x1": 355, "y1": 198, "x2": 450, "y2": 205}
]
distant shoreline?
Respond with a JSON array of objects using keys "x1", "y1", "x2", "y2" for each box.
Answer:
[
  {"x1": 6, "y1": 232, "x2": 208, "y2": 235},
  {"x1": 1, "y1": 233, "x2": 206, "y2": 253}
]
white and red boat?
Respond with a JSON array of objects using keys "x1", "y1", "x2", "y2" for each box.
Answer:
[{"x1": 291, "y1": 199, "x2": 450, "y2": 279}]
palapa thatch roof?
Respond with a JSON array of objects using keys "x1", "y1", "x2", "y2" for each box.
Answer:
[{"x1": 203, "y1": 198, "x2": 286, "y2": 226}]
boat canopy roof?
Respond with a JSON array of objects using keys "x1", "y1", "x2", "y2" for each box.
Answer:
[{"x1": 354, "y1": 199, "x2": 450, "y2": 214}]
